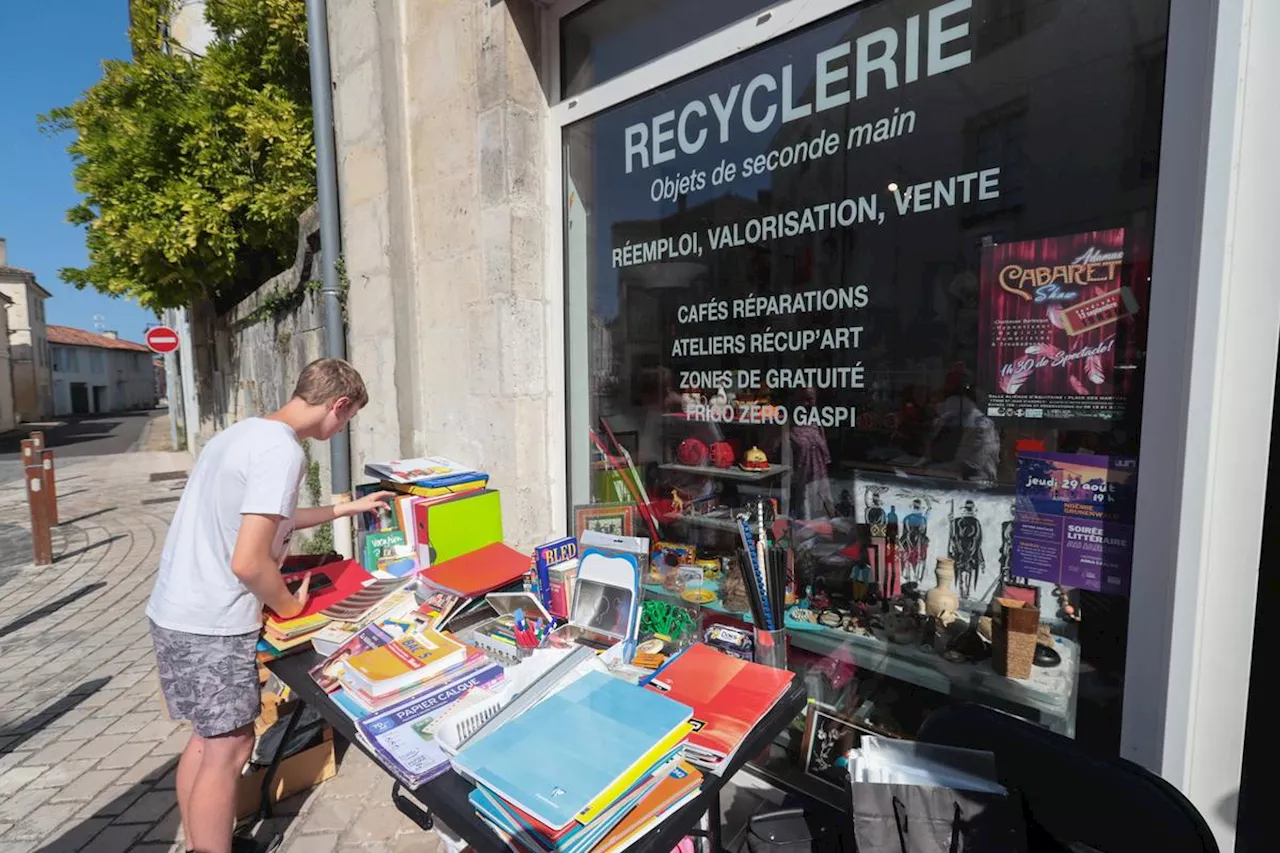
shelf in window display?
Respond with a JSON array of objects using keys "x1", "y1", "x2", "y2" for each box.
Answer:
[
  {"x1": 787, "y1": 622, "x2": 1078, "y2": 734},
  {"x1": 649, "y1": 577, "x2": 1076, "y2": 734},
  {"x1": 659, "y1": 461, "x2": 791, "y2": 481}
]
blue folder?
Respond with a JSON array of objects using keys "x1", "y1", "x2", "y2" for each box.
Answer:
[{"x1": 451, "y1": 670, "x2": 693, "y2": 831}]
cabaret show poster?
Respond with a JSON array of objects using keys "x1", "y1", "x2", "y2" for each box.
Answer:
[
  {"x1": 1012, "y1": 451, "x2": 1138, "y2": 596},
  {"x1": 978, "y1": 228, "x2": 1148, "y2": 421}
]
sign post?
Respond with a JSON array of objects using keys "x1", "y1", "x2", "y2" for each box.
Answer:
[{"x1": 145, "y1": 325, "x2": 181, "y2": 355}]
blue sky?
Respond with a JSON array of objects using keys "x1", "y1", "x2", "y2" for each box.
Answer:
[{"x1": 0, "y1": 1, "x2": 157, "y2": 344}]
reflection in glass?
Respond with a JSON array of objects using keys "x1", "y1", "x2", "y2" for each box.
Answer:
[{"x1": 564, "y1": 0, "x2": 1171, "y2": 791}]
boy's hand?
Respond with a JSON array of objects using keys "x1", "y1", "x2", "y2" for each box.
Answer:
[
  {"x1": 291, "y1": 572, "x2": 311, "y2": 613},
  {"x1": 344, "y1": 490, "x2": 395, "y2": 517},
  {"x1": 272, "y1": 571, "x2": 311, "y2": 620}
]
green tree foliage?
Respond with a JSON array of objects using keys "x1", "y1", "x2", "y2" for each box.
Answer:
[{"x1": 41, "y1": 0, "x2": 315, "y2": 311}]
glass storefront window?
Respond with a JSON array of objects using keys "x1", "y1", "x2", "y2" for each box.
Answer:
[
  {"x1": 561, "y1": 0, "x2": 777, "y2": 98},
  {"x1": 565, "y1": 0, "x2": 1170, "y2": 802}
]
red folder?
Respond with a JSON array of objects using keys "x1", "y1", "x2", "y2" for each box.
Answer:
[
  {"x1": 418, "y1": 542, "x2": 530, "y2": 598},
  {"x1": 645, "y1": 643, "x2": 794, "y2": 764},
  {"x1": 271, "y1": 559, "x2": 372, "y2": 620}
]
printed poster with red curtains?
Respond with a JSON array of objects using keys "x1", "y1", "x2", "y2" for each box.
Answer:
[{"x1": 978, "y1": 228, "x2": 1149, "y2": 421}]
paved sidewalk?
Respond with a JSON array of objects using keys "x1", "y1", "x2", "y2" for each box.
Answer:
[{"x1": 0, "y1": 451, "x2": 447, "y2": 853}]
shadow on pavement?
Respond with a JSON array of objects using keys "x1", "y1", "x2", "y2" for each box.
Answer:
[
  {"x1": 57, "y1": 507, "x2": 117, "y2": 527},
  {"x1": 54, "y1": 535, "x2": 125, "y2": 564},
  {"x1": 0, "y1": 677, "x2": 112, "y2": 752},
  {"x1": 31, "y1": 754, "x2": 310, "y2": 852},
  {"x1": 0, "y1": 582, "x2": 108, "y2": 639}
]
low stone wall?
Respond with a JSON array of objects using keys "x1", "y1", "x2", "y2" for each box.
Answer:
[{"x1": 189, "y1": 206, "x2": 334, "y2": 533}]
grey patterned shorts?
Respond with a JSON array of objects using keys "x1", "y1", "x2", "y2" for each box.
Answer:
[{"x1": 149, "y1": 620, "x2": 260, "y2": 738}]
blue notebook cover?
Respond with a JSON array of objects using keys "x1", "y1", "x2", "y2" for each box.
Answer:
[{"x1": 452, "y1": 670, "x2": 693, "y2": 831}]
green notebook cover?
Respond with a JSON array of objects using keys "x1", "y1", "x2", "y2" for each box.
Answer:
[{"x1": 417, "y1": 489, "x2": 504, "y2": 565}]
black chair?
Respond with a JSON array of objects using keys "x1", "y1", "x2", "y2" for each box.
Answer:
[{"x1": 916, "y1": 703, "x2": 1219, "y2": 853}]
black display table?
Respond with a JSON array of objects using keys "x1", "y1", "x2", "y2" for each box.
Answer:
[{"x1": 266, "y1": 651, "x2": 808, "y2": 853}]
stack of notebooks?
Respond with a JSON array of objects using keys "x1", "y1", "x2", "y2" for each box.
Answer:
[
  {"x1": 332, "y1": 627, "x2": 471, "y2": 714},
  {"x1": 644, "y1": 643, "x2": 795, "y2": 773},
  {"x1": 262, "y1": 611, "x2": 331, "y2": 654},
  {"x1": 451, "y1": 671, "x2": 704, "y2": 853},
  {"x1": 312, "y1": 581, "x2": 417, "y2": 656}
]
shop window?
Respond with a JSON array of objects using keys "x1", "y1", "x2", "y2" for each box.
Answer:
[
  {"x1": 560, "y1": 0, "x2": 777, "y2": 98},
  {"x1": 564, "y1": 0, "x2": 1172, "y2": 790}
]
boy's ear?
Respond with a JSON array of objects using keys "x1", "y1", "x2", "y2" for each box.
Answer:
[{"x1": 330, "y1": 396, "x2": 353, "y2": 415}]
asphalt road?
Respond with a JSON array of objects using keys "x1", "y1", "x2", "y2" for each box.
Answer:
[{"x1": 0, "y1": 409, "x2": 161, "y2": 483}]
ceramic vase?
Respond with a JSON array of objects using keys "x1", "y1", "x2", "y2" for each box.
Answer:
[{"x1": 925, "y1": 558, "x2": 960, "y2": 621}]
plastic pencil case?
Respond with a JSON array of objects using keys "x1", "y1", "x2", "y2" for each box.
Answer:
[{"x1": 433, "y1": 690, "x2": 505, "y2": 754}]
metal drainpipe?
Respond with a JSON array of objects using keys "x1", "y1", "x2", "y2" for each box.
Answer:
[{"x1": 305, "y1": 0, "x2": 354, "y2": 557}]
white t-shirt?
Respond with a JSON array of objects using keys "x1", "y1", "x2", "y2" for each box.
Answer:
[{"x1": 147, "y1": 417, "x2": 305, "y2": 635}]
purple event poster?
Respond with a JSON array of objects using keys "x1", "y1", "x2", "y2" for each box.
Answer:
[{"x1": 1012, "y1": 452, "x2": 1138, "y2": 596}]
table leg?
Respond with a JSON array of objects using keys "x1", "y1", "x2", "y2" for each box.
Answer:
[
  {"x1": 259, "y1": 701, "x2": 306, "y2": 822},
  {"x1": 392, "y1": 781, "x2": 435, "y2": 831},
  {"x1": 704, "y1": 788, "x2": 723, "y2": 853}
]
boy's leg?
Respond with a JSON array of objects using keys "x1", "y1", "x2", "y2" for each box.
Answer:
[
  {"x1": 187, "y1": 724, "x2": 255, "y2": 853},
  {"x1": 150, "y1": 621, "x2": 261, "y2": 853},
  {"x1": 176, "y1": 732, "x2": 205, "y2": 847}
]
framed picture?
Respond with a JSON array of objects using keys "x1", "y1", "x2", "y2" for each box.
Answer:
[
  {"x1": 574, "y1": 503, "x2": 636, "y2": 539},
  {"x1": 801, "y1": 703, "x2": 864, "y2": 789}
]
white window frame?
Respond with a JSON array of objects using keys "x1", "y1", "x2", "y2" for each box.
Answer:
[{"x1": 540, "y1": 3, "x2": 1262, "y2": 847}]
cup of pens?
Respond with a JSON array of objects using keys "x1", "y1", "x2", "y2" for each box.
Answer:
[
  {"x1": 512, "y1": 608, "x2": 551, "y2": 651},
  {"x1": 736, "y1": 501, "x2": 789, "y2": 670}
]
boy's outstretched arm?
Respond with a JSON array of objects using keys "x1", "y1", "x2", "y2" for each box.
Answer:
[
  {"x1": 233, "y1": 514, "x2": 308, "y2": 618},
  {"x1": 293, "y1": 490, "x2": 395, "y2": 530}
]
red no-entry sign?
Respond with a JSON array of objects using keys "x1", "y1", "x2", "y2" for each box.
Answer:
[{"x1": 145, "y1": 325, "x2": 180, "y2": 354}]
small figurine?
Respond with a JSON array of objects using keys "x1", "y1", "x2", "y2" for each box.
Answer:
[
  {"x1": 812, "y1": 588, "x2": 831, "y2": 611},
  {"x1": 671, "y1": 490, "x2": 685, "y2": 513},
  {"x1": 740, "y1": 446, "x2": 770, "y2": 471}
]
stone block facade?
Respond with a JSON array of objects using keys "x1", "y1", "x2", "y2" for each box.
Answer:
[{"x1": 328, "y1": 0, "x2": 557, "y2": 548}]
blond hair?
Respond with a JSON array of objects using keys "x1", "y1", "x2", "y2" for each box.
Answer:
[{"x1": 291, "y1": 358, "x2": 368, "y2": 409}]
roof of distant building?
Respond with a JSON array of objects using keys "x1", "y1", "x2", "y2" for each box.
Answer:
[
  {"x1": 47, "y1": 325, "x2": 151, "y2": 353},
  {"x1": 0, "y1": 266, "x2": 53, "y2": 298}
]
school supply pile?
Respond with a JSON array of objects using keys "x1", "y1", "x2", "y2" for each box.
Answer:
[
  {"x1": 311, "y1": 585, "x2": 418, "y2": 657},
  {"x1": 259, "y1": 560, "x2": 376, "y2": 657},
  {"x1": 452, "y1": 670, "x2": 701, "y2": 853},
  {"x1": 644, "y1": 643, "x2": 794, "y2": 773}
]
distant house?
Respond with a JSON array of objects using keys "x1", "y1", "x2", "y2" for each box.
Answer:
[
  {"x1": 48, "y1": 326, "x2": 158, "y2": 416},
  {"x1": 0, "y1": 238, "x2": 54, "y2": 422}
]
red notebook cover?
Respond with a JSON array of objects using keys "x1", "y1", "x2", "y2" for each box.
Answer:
[
  {"x1": 644, "y1": 643, "x2": 793, "y2": 763},
  {"x1": 270, "y1": 559, "x2": 372, "y2": 620},
  {"x1": 419, "y1": 542, "x2": 529, "y2": 598}
]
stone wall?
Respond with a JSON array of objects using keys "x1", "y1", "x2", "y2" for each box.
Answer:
[
  {"x1": 189, "y1": 206, "x2": 333, "y2": 513},
  {"x1": 328, "y1": 0, "x2": 558, "y2": 550}
]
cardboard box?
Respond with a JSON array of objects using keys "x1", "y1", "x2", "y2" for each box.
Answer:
[
  {"x1": 254, "y1": 692, "x2": 298, "y2": 737},
  {"x1": 236, "y1": 728, "x2": 336, "y2": 819}
]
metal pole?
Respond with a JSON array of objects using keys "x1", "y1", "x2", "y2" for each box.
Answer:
[
  {"x1": 306, "y1": 0, "x2": 354, "y2": 557},
  {"x1": 162, "y1": 309, "x2": 180, "y2": 450},
  {"x1": 176, "y1": 305, "x2": 200, "y2": 455},
  {"x1": 40, "y1": 449, "x2": 58, "y2": 526},
  {"x1": 22, "y1": 439, "x2": 52, "y2": 566}
]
